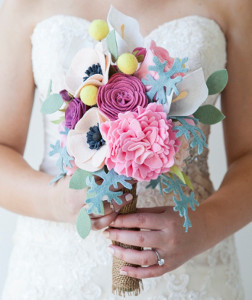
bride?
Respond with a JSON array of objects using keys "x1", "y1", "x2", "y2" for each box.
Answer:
[{"x1": 0, "y1": 0, "x2": 251, "y2": 299}]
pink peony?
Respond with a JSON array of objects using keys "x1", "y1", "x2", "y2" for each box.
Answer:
[
  {"x1": 100, "y1": 103, "x2": 179, "y2": 181},
  {"x1": 134, "y1": 40, "x2": 175, "y2": 81}
]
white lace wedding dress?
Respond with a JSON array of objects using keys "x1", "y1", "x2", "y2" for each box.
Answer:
[{"x1": 2, "y1": 15, "x2": 244, "y2": 300}]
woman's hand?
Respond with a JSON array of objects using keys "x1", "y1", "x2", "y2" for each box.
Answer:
[
  {"x1": 52, "y1": 175, "x2": 136, "y2": 230},
  {"x1": 102, "y1": 206, "x2": 208, "y2": 279}
]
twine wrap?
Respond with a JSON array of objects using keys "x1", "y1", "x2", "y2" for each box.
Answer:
[{"x1": 111, "y1": 183, "x2": 143, "y2": 296}]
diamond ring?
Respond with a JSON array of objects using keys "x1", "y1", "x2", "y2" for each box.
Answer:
[{"x1": 152, "y1": 248, "x2": 165, "y2": 266}]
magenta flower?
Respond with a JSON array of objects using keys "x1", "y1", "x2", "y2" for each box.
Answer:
[
  {"x1": 100, "y1": 103, "x2": 179, "y2": 181},
  {"x1": 132, "y1": 47, "x2": 147, "y2": 62},
  {"x1": 97, "y1": 73, "x2": 148, "y2": 120},
  {"x1": 65, "y1": 98, "x2": 89, "y2": 130}
]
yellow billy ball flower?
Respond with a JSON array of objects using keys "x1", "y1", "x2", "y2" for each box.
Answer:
[
  {"x1": 117, "y1": 53, "x2": 138, "y2": 75},
  {"x1": 80, "y1": 85, "x2": 98, "y2": 106},
  {"x1": 89, "y1": 20, "x2": 109, "y2": 41}
]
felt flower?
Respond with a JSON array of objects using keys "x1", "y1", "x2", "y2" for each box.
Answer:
[
  {"x1": 97, "y1": 73, "x2": 148, "y2": 120},
  {"x1": 65, "y1": 97, "x2": 89, "y2": 130},
  {"x1": 67, "y1": 108, "x2": 109, "y2": 172},
  {"x1": 135, "y1": 40, "x2": 175, "y2": 80},
  {"x1": 59, "y1": 89, "x2": 72, "y2": 102},
  {"x1": 107, "y1": 6, "x2": 144, "y2": 55},
  {"x1": 132, "y1": 47, "x2": 147, "y2": 62},
  {"x1": 166, "y1": 68, "x2": 209, "y2": 116},
  {"x1": 135, "y1": 41, "x2": 209, "y2": 117},
  {"x1": 100, "y1": 103, "x2": 178, "y2": 181},
  {"x1": 65, "y1": 43, "x2": 111, "y2": 98}
]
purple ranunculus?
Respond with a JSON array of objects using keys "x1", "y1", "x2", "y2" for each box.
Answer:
[
  {"x1": 97, "y1": 73, "x2": 148, "y2": 120},
  {"x1": 60, "y1": 89, "x2": 73, "y2": 102},
  {"x1": 65, "y1": 98, "x2": 88, "y2": 129}
]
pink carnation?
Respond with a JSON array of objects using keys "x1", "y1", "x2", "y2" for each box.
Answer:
[{"x1": 101, "y1": 103, "x2": 179, "y2": 181}]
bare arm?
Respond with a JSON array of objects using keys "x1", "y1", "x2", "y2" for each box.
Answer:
[
  {"x1": 102, "y1": 0, "x2": 252, "y2": 278},
  {"x1": 0, "y1": 1, "x2": 84, "y2": 222},
  {"x1": 201, "y1": 0, "x2": 252, "y2": 245},
  {"x1": 0, "y1": 0, "x2": 130, "y2": 227}
]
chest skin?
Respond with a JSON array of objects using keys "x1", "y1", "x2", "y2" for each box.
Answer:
[{"x1": 36, "y1": 0, "x2": 227, "y2": 37}]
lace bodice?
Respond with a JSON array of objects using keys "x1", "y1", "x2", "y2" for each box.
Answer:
[{"x1": 2, "y1": 15, "x2": 244, "y2": 300}]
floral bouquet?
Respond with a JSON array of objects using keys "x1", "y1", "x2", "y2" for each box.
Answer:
[{"x1": 41, "y1": 6, "x2": 228, "y2": 297}]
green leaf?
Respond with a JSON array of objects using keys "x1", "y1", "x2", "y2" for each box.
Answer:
[
  {"x1": 206, "y1": 69, "x2": 228, "y2": 95},
  {"x1": 106, "y1": 30, "x2": 118, "y2": 61},
  {"x1": 40, "y1": 94, "x2": 64, "y2": 114},
  {"x1": 51, "y1": 116, "x2": 65, "y2": 125},
  {"x1": 194, "y1": 104, "x2": 225, "y2": 125},
  {"x1": 69, "y1": 168, "x2": 92, "y2": 190},
  {"x1": 169, "y1": 165, "x2": 186, "y2": 184},
  {"x1": 169, "y1": 165, "x2": 194, "y2": 190},
  {"x1": 182, "y1": 172, "x2": 194, "y2": 190},
  {"x1": 76, "y1": 207, "x2": 91, "y2": 239}
]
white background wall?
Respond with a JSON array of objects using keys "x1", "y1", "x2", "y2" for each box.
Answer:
[{"x1": 0, "y1": 0, "x2": 251, "y2": 298}]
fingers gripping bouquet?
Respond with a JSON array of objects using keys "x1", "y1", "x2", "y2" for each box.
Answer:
[{"x1": 41, "y1": 6, "x2": 228, "y2": 297}]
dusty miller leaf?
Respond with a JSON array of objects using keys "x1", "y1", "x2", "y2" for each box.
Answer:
[
  {"x1": 85, "y1": 169, "x2": 132, "y2": 215},
  {"x1": 142, "y1": 56, "x2": 188, "y2": 104}
]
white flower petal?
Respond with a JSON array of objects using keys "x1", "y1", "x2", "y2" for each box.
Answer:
[
  {"x1": 67, "y1": 130, "x2": 95, "y2": 162},
  {"x1": 168, "y1": 68, "x2": 208, "y2": 116},
  {"x1": 75, "y1": 157, "x2": 102, "y2": 172},
  {"x1": 92, "y1": 144, "x2": 108, "y2": 168},
  {"x1": 65, "y1": 48, "x2": 101, "y2": 95},
  {"x1": 163, "y1": 92, "x2": 173, "y2": 114},
  {"x1": 107, "y1": 6, "x2": 144, "y2": 55}
]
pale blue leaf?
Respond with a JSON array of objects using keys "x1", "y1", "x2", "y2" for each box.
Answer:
[
  {"x1": 76, "y1": 207, "x2": 91, "y2": 239},
  {"x1": 142, "y1": 56, "x2": 188, "y2": 104},
  {"x1": 41, "y1": 94, "x2": 64, "y2": 114}
]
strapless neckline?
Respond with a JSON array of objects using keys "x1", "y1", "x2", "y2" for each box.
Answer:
[{"x1": 31, "y1": 14, "x2": 226, "y2": 41}]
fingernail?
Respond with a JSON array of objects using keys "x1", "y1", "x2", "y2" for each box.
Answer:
[
  {"x1": 125, "y1": 194, "x2": 133, "y2": 201},
  {"x1": 107, "y1": 247, "x2": 114, "y2": 255},
  {"x1": 103, "y1": 230, "x2": 110, "y2": 238},
  {"x1": 120, "y1": 270, "x2": 127, "y2": 276}
]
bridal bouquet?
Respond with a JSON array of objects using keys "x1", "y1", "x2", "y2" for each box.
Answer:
[{"x1": 41, "y1": 6, "x2": 228, "y2": 296}]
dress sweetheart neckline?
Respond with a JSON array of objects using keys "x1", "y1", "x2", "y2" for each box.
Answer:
[{"x1": 31, "y1": 13, "x2": 226, "y2": 41}]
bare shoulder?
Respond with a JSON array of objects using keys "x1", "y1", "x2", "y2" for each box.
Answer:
[
  {"x1": 218, "y1": 0, "x2": 252, "y2": 164},
  {"x1": 219, "y1": 0, "x2": 252, "y2": 34},
  {"x1": 0, "y1": 0, "x2": 41, "y2": 33}
]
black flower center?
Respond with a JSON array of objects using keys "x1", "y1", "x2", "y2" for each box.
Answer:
[
  {"x1": 83, "y1": 63, "x2": 103, "y2": 82},
  {"x1": 86, "y1": 123, "x2": 105, "y2": 150}
]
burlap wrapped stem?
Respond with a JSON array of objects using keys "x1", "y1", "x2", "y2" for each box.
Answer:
[{"x1": 111, "y1": 183, "x2": 143, "y2": 296}]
